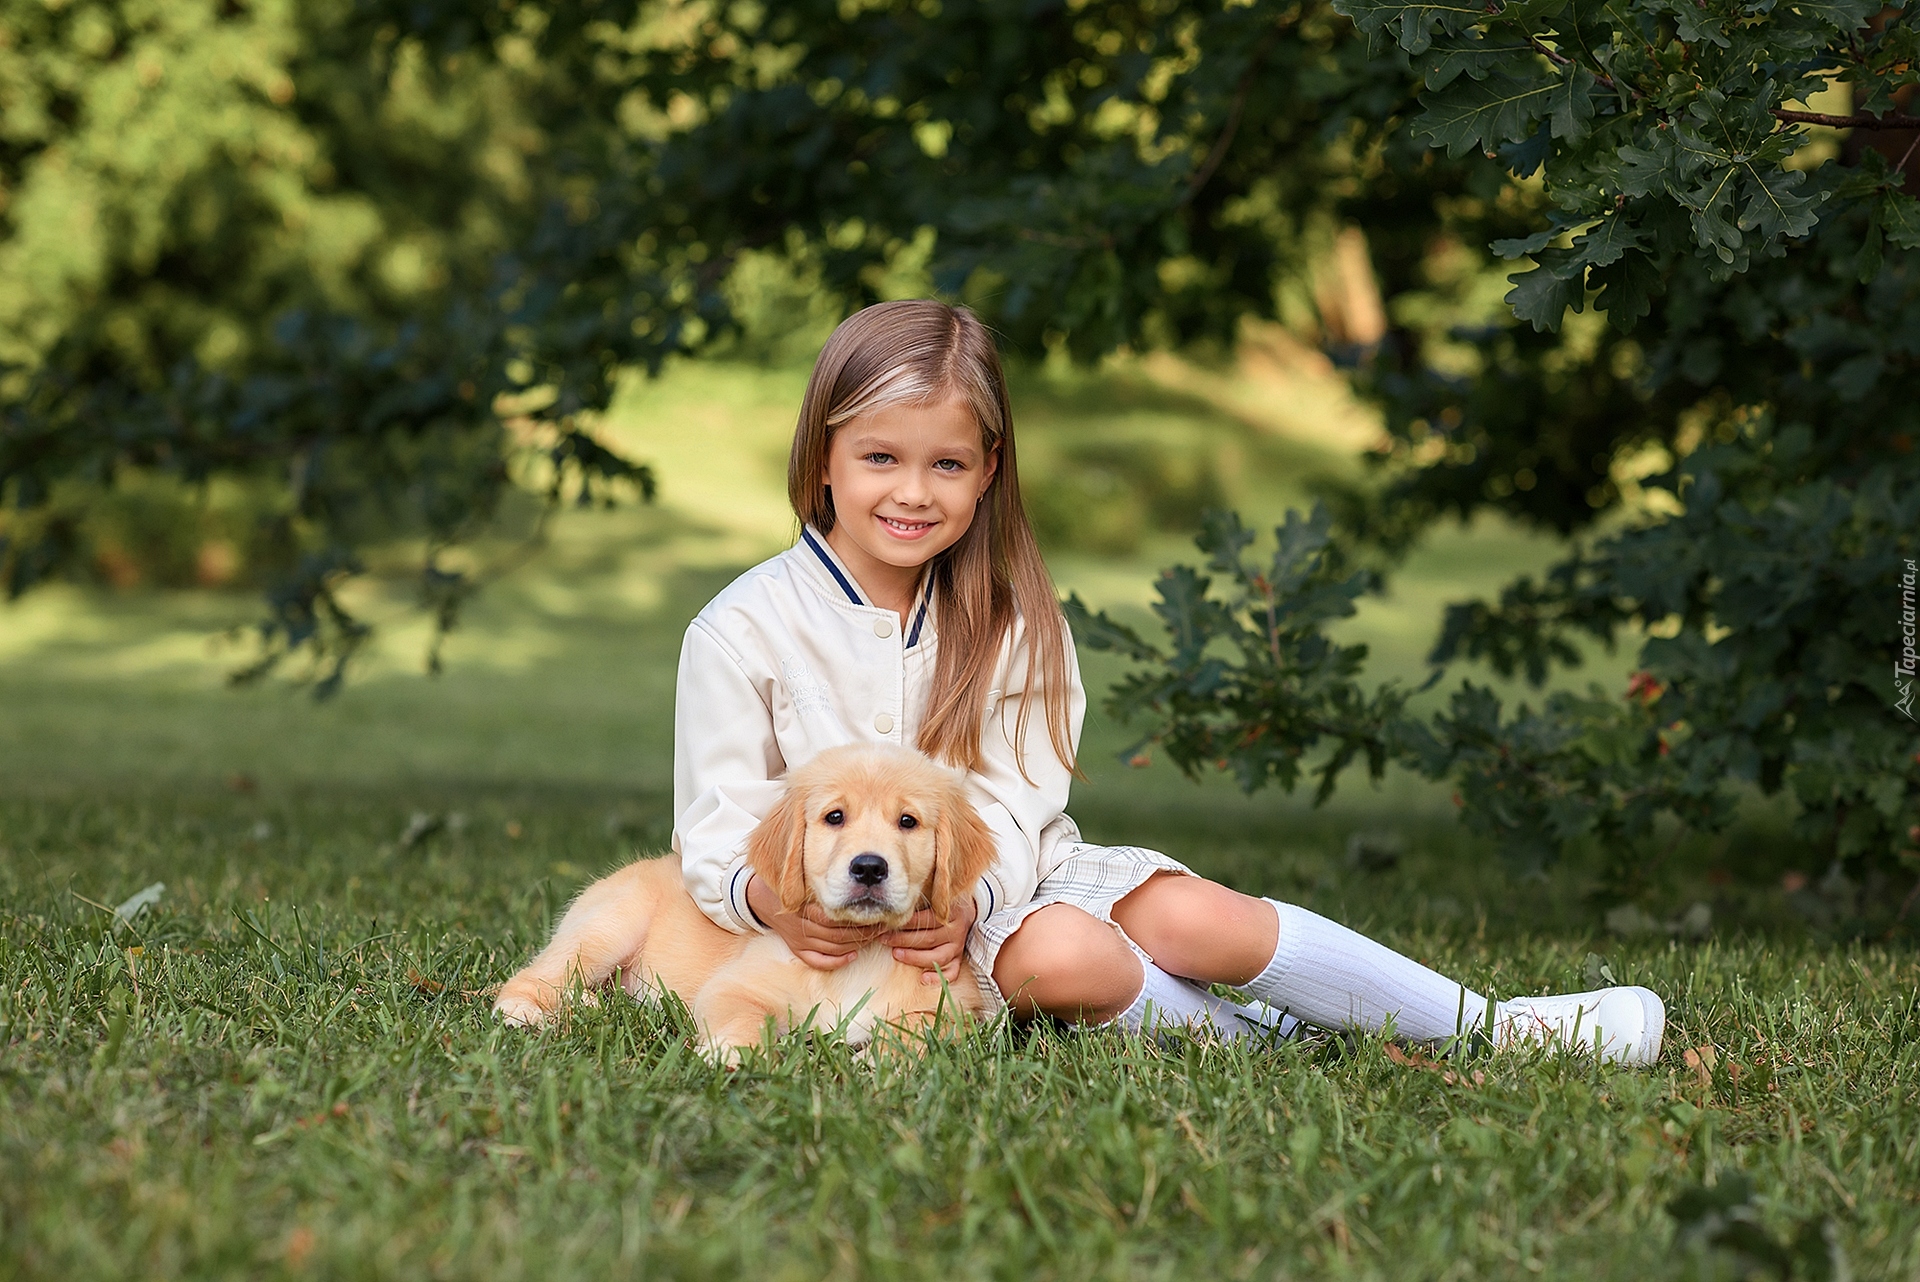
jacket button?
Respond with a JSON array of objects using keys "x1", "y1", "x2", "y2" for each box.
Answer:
[
  {"x1": 874, "y1": 618, "x2": 894, "y2": 638},
  {"x1": 874, "y1": 713, "x2": 894, "y2": 734}
]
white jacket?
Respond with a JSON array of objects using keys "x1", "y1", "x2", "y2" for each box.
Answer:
[{"x1": 673, "y1": 527, "x2": 1086, "y2": 934}]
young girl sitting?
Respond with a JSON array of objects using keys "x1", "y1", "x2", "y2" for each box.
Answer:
[{"x1": 673, "y1": 300, "x2": 1665, "y2": 1064}]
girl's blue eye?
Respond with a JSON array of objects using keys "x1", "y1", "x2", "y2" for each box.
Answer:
[
  {"x1": 864, "y1": 453, "x2": 894, "y2": 465},
  {"x1": 933, "y1": 459, "x2": 962, "y2": 472}
]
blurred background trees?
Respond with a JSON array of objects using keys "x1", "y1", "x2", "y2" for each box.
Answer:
[{"x1": 1, "y1": 0, "x2": 1914, "y2": 903}]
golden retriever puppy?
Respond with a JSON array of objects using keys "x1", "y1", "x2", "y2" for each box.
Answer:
[{"x1": 494, "y1": 744, "x2": 996, "y2": 1061}]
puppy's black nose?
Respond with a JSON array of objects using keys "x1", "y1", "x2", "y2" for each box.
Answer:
[{"x1": 848, "y1": 854, "x2": 889, "y2": 886}]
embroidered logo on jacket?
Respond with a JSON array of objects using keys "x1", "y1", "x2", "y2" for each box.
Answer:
[{"x1": 781, "y1": 655, "x2": 833, "y2": 715}]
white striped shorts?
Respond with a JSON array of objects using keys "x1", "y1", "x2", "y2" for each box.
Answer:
[{"x1": 966, "y1": 842, "x2": 1192, "y2": 1014}]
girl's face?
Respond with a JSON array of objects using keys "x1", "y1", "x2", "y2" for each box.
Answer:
[{"x1": 821, "y1": 395, "x2": 998, "y2": 586}]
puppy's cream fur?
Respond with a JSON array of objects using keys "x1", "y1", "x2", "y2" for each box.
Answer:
[{"x1": 495, "y1": 744, "x2": 995, "y2": 1060}]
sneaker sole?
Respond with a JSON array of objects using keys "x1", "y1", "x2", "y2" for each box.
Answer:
[{"x1": 1622, "y1": 986, "x2": 1665, "y2": 1067}]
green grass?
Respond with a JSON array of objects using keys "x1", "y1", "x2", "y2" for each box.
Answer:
[
  {"x1": 4, "y1": 789, "x2": 1916, "y2": 1280},
  {"x1": 4, "y1": 359, "x2": 1914, "y2": 1280}
]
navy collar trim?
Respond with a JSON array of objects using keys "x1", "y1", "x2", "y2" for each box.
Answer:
[
  {"x1": 800, "y1": 528, "x2": 864, "y2": 606},
  {"x1": 801, "y1": 526, "x2": 935, "y2": 647},
  {"x1": 907, "y1": 575, "x2": 933, "y2": 648}
]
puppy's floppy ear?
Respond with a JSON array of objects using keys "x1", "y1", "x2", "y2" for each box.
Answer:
[
  {"x1": 930, "y1": 775, "x2": 998, "y2": 923},
  {"x1": 746, "y1": 782, "x2": 811, "y2": 913}
]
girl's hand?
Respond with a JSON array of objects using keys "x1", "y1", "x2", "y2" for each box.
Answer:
[
  {"x1": 746, "y1": 874, "x2": 884, "y2": 969},
  {"x1": 885, "y1": 895, "x2": 978, "y2": 983}
]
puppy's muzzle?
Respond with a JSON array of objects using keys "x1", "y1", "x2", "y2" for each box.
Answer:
[{"x1": 848, "y1": 853, "x2": 889, "y2": 887}]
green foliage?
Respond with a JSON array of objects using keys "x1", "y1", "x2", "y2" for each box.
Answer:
[
  {"x1": 1070, "y1": 505, "x2": 1723, "y2": 866},
  {"x1": 1403, "y1": 681, "x2": 1733, "y2": 871},
  {"x1": 1334, "y1": 0, "x2": 1912, "y2": 302},
  {"x1": 0, "y1": 0, "x2": 672, "y2": 686},
  {"x1": 1085, "y1": 486, "x2": 1917, "y2": 899},
  {"x1": 1068, "y1": 504, "x2": 1412, "y2": 800},
  {"x1": 1430, "y1": 423, "x2": 1920, "y2": 875}
]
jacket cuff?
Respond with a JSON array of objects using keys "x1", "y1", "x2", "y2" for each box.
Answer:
[
  {"x1": 972, "y1": 874, "x2": 1002, "y2": 925},
  {"x1": 726, "y1": 860, "x2": 768, "y2": 934}
]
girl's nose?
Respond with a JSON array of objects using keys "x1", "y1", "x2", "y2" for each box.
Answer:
[{"x1": 893, "y1": 473, "x2": 931, "y2": 507}]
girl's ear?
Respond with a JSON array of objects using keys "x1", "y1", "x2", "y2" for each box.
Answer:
[
  {"x1": 930, "y1": 777, "x2": 997, "y2": 924},
  {"x1": 746, "y1": 784, "x2": 811, "y2": 913}
]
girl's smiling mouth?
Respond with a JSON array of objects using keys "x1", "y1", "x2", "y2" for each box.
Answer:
[{"x1": 878, "y1": 516, "x2": 935, "y2": 537}]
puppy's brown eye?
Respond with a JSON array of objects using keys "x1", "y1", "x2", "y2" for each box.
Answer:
[
  {"x1": 898, "y1": 814, "x2": 918, "y2": 829},
  {"x1": 823, "y1": 809, "x2": 845, "y2": 826}
]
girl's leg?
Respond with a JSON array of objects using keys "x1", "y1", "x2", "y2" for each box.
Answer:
[
  {"x1": 1113, "y1": 874, "x2": 1488, "y2": 1042},
  {"x1": 1111, "y1": 873, "x2": 1664, "y2": 1063},
  {"x1": 992, "y1": 904, "x2": 1143, "y2": 1022},
  {"x1": 1107, "y1": 873, "x2": 1278, "y2": 984},
  {"x1": 991, "y1": 903, "x2": 1296, "y2": 1038}
]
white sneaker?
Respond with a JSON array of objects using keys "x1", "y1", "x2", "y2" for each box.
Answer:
[{"x1": 1494, "y1": 986, "x2": 1665, "y2": 1066}]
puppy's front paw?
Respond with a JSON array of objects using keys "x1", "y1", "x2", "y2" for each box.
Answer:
[
  {"x1": 494, "y1": 991, "x2": 552, "y2": 1029},
  {"x1": 697, "y1": 1036, "x2": 748, "y2": 1070}
]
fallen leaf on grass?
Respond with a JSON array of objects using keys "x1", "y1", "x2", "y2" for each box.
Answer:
[
  {"x1": 1384, "y1": 1043, "x2": 1445, "y2": 1072},
  {"x1": 1684, "y1": 1044, "x2": 1718, "y2": 1085}
]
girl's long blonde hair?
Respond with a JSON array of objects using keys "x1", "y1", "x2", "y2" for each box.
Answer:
[{"x1": 788, "y1": 301, "x2": 1075, "y2": 777}]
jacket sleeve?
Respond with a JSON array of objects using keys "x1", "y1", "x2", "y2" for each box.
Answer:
[
  {"x1": 965, "y1": 613, "x2": 1086, "y2": 922},
  {"x1": 673, "y1": 620, "x2": 787, "y2": 934}
]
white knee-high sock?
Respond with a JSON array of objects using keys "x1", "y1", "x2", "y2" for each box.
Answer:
[
  {"x1": 1242, "y1": 900, "x2": 1489, "y2": 1042},
  {"x1": 1110, "y1": 960, "x2": 1300, "y2": 1041}
]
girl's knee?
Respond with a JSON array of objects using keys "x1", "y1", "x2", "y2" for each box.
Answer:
[
  {"x1": 993, "y1": 905, "x2": 1141, "y2": 1020},
  {"x1": 1110, "y1": 874, "x2": 1277, "y2": 984}
]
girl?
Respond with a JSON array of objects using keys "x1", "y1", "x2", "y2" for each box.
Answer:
[{"x1": 673, "y1": 300, "x2": 1665, "y2": 1064}]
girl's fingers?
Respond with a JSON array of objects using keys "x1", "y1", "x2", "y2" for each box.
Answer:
[
  {"x1": 892, "y1": 909, "x2": 941, "y2": 931},
  {"x1": 883, "y1": 926, "x2": 949, "y2": 948},
  {"x1": 800, "y1": 916, "x2": 881, "y2": 942},
  {"x1": 890, "y1": 944, "x2": 959, "y2": 969},
  {"x1": 809, "y1": 925, "x2": 882, "y2": 947}
]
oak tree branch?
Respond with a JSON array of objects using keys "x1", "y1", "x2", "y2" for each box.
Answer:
[{"x1": 1772, "y1": 108, "x2": 1920, "y2": 129}]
